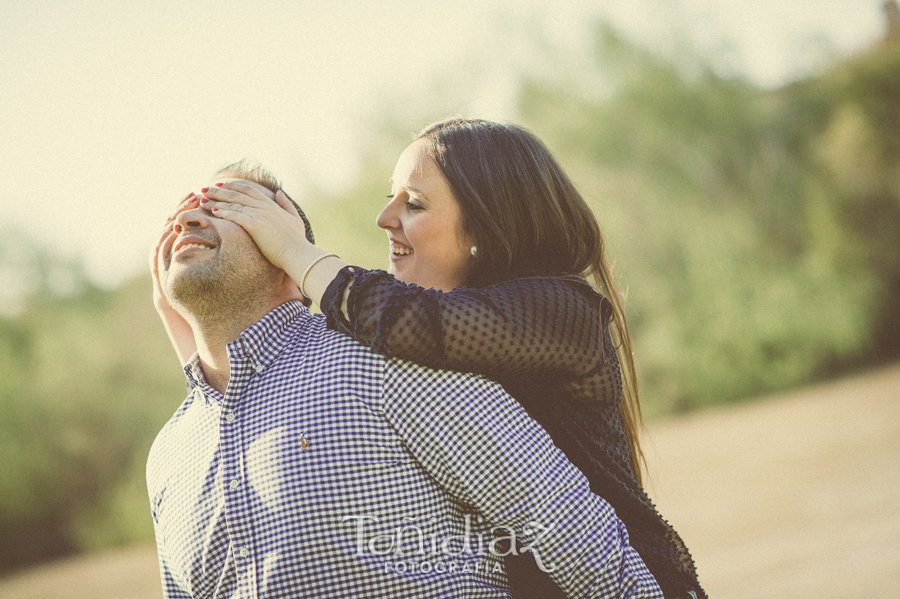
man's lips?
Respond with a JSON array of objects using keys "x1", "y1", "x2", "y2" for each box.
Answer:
[{"x1": 173, "y1": 235, "x2": 217, "y2": 257}]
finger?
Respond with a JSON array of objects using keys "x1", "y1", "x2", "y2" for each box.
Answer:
[
  {"x1": 208, "y1": 205, "x2": 254, "y2": 228},
  {"x1": 201, "y1": 198, "x2": 254, "y2": 217},
  {"x1": 172, "y1": 192, "x2": 198, "y2": 214},
  {"x1": 157, "y1": 227, "x2": 178, "y2": 266},
  {"x1": 150, "y1": 228, "x2": 169, "y2": 269},
  {"x1": 201, "y1": 182, "x2": 272, "y2": 207},
  {"x1": 275, "y1": 190, "x2": 301, "y2": 217},
  {"x1": 217, "y1": 180, "x2": 276, "y2": 202},
  {"x1": 151, "y1": 226, "x2": 174, "y2": 263},
  {"x1": 166, "y1": 193, "x2": 199, "y2": 221},
  {"x1": 156, "y1": 226, "x2": 175, "y2": 247},
  {"x1": 199, "y1": 187, "x2": 258, "y2": 209},
  {"x1": 150, "y1": 234, "x2": 168, "y2": 283}
]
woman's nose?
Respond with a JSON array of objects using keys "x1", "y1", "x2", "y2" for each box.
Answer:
[
  {"x1": 173, "y1": 207, "x2": 209, "y2": 234},
  {"x1": 376, "y1": 198, "x2": 398, "y2": 230}
]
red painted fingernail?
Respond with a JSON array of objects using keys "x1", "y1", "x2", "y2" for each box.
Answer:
[
  {"x1": 200, "y1": 197, "x2": 209, "y2": 203},
  {"x1": 187, "y1": 192, "x2": 195, "y2": 198},
  {"x1": 214, "y1": 182, "x2": 223, "y2": 187},
  {"x1": 211, "y1": 207, "x2": 219, "y2": 212},
  {"x1": 201, "y1": 187, "x2": 209, "y2": 193}
]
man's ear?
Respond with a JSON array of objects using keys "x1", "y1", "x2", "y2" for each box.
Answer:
[
  {"x1": 279, "y1": 271, "x2": 310, "y2": 307},
  {"x1": 297, "y1": 282, "x2": 312, "y2": 307}
]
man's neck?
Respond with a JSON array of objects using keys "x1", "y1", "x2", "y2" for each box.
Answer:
[
  {"x1": 192, "y1": 321, "x2": 244, "y2": 396},
  {"x1": 190, "y1": 298, "x2": 290, "y2": 395}
]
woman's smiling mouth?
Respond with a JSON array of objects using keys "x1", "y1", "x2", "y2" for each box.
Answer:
[{"x1": 390, "y1": 240, "x2": 413, "y2": 261}]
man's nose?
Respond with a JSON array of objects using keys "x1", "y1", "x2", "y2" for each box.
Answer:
[{"x1": 173, "y1": 207, "x2": 209, "y2": 234}]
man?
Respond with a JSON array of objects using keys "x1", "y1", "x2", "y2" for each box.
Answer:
[{"x1": 147, "y1": 163, "x2": 663, "y2": 598}]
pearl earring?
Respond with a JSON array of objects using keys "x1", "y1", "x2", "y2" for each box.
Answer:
[{"x1": 470, "y1": 246, "x2": 477, "y2": 257}]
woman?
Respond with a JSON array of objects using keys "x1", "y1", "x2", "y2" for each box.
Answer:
[{"x1": 155, "y1": 118, "x2": 705, "y2": 599}]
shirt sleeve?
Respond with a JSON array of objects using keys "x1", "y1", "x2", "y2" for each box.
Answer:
[
  {"x1": 380, "y1": 360, "x2": 663, "y2": 599},
  {"x1": 322, "y1": 267, "x2": 610, "y2": 382}
]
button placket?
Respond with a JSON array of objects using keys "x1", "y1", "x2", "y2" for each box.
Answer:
[{"x1": 220, "y1": 345, "x2": 257, "y2": 592}]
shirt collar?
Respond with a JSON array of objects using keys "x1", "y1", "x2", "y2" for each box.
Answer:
[
  {"x1": 182, "y1": 300, "x2": 312, "y2": 394},
  {"x1": 229, "y1": 300, "x2": 311, "y2": 376},
  {"x1": 184, "y1": 354, "x2": 203, "y2": 390}
]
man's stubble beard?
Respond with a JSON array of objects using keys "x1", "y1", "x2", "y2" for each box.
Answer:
[{"x1": 165, "y1": 240, "x2": 280, "y2": 324}]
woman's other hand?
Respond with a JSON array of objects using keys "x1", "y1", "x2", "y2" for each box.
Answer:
[{"x1": 150, "y1": 193, "x2": 199, "y2": 366}]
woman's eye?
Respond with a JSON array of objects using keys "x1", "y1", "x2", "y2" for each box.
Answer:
[{"x1": 406, "y1": 201, "x2": 424, "y2": 211}]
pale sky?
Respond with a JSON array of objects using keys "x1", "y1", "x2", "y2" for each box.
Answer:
[{"x1": 0, "y1": 0, "x2": 885, "y2": 291}]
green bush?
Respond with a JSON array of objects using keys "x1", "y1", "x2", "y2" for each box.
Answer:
[
  {"x1": 0, "y1": 252, "x2": 185, "y2": 572},
  {"x1": 510, "y1": 28, "x2": 892, "y2": 412}
]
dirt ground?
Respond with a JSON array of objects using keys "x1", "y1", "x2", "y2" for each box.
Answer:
[{"x1": 1, "y1": 363, "x2": 898, "y2": 598}]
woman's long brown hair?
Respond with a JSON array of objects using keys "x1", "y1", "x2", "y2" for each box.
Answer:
[{"x1": 417, "y1": 117, "x2": 646, "y2": 483}]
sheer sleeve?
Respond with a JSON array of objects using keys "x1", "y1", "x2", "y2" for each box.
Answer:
[{"x1": 321, "y1": 267, "x2": 612, "y2": 383}]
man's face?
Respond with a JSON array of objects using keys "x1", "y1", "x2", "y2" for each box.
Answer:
[{"x1": 159, "y1": 179, "x2": 280, "y2": 319}]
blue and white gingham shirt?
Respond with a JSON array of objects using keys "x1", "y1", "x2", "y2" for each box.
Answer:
[{"x1": 147, "y1": 301, "x2": 663, "y2": 598}]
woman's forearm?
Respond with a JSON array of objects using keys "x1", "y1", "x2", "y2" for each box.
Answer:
[
  {"x1": 156, "y1": 303, "x2": 198, "y2": 366},
  {"x1": 322, "y1": 269, "x2": 603, "y2": 380},
  {"x1": 279, "y1": 245, "x2": 350, "y2": 317}
]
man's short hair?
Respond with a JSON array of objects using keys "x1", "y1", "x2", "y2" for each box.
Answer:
[{"x1": 214, "y1": 160, "x2": 315, "y2": 244}]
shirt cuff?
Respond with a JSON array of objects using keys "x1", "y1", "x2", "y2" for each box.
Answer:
[{"x1": 321, "y1": 265, "x2": 357, "y2": 326}]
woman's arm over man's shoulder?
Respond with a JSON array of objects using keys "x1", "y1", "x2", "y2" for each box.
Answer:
[{"x1": 321, "y1": 266, "x2": 611, "y2": 381}]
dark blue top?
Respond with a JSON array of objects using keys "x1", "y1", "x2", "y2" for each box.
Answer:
[{"x1": 322, "y1": 267, "x2": 706, "y2": 599}]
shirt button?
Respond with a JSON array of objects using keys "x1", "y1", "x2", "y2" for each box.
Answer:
[
  {"x1": 239, "y1": 548, "x2": 249, "y2": 558},
  {"x1": 225, "y1": 411, "x2": 236, "y2": 423},
  {"x1": 255, "y1": 364, "x2": 264, "y2": 373},
  {"x1": 229, "y1": 479, "x2": 241, "y2": 489}
]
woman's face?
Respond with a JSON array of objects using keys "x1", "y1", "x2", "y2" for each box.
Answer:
[{"x1": 376, "y1": 139, "x2": 473, "y2": 291}]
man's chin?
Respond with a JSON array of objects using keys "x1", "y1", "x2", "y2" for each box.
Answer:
[
  {"x1": 167, "y1": 268, "x2": 222, "y2": 311},
  {"x1": 171, "y1": 250, "x2": 217, "y2": 268},
  {"x1": 167, "y1": 253, "x2": 216, "y2": 279}
]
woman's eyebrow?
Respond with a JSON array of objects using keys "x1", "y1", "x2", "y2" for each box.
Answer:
[
  {"x1": 388, "y1": 178, "x2": 431, "y2": 201},
  {"x1": 404, "y1": 185, "x2": 430, "y2": 200}
]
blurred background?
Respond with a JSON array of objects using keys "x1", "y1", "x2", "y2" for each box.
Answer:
[{"x1": 1, "y1": 0, "x2": 899, "y2": 596}]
